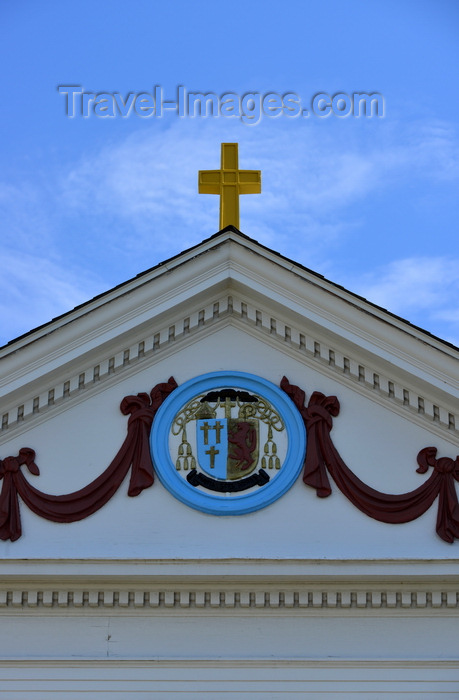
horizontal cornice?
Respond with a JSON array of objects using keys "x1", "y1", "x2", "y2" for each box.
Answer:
[
  {"x1": 1, "y1": 289, "x2": 457, "y2": 445},
  {"x1": 0, "y1": 582, "x2": 457, "y2": 613},
  {"x1": 0, "y1": 561, "x2": 457, "y2": 612}
]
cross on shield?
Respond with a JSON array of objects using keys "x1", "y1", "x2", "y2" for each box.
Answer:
[{"x1": 197, "y1": 418, "x2": 259, "y2": 481}]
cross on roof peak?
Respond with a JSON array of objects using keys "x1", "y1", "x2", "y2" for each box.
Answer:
[{"x1": 198, "y1": 143, "x2": 261, "y2": 230}]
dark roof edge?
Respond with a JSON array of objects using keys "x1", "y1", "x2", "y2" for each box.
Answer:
[
  {"x1": 1, "y1": 226, "x2": 458, "y2": 353},
  {"x1": 0, "y1": 228, "x2": 239, "y2": 350}
]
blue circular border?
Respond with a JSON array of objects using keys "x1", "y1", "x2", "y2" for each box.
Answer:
[{"x1": 150, "y1": 372, "x2": 306, "y2": 516}]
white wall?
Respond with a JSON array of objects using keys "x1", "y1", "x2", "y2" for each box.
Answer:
[
  {"x1": 1, "y1": 303, "x2": 458, "y2": 697},
  {"x1": 0, "y1": 325, "x2": 457, "y2": 561}
]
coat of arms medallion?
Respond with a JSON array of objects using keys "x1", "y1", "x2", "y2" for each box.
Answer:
[{"x1": 150, "y1": 371, "x2": 306, "y2": 515}]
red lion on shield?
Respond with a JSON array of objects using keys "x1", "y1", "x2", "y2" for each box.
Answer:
[{"x1": 228, "y1": 421, "x2": 257, "y2": 471}]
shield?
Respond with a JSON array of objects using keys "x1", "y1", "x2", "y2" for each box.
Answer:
[{"x1": 196, "y1": 418, "x2": 259, "y2": 480}]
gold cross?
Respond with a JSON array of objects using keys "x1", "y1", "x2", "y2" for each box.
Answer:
[
  {"x1": 213, "y1": 420, "x2": 223, "y2": 443},
  {"x1": 198, "y1": 143, "x2": 261, "y2": 230},
  {"x1": 223, "y1": 396, "x2": 237, "y2": 420},
  {"x1": 200, "y1": 421, "x2": 211, "y2": 445},
  {"x1": 205, "y1": 445, "x2": 219, "y2": 469}
]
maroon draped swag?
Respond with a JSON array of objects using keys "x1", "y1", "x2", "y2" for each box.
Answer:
[
  {"x1": 281, "y1": 377, "x2": 459, "y2": 544},
  {"x1": 0, "y1": 378, "x2": 177, "y2": 542},
  {"x1": 1, "y1": 374, "x2": 458, "y2": 544}
]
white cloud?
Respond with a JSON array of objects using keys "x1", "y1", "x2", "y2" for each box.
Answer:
[
  {"x1": 0, "y1": 182, "x2": 57, "y2": 251},
  {"x1": 58, "y1": 117, "x2": 459, "y2": 259},
  {"x1": 410, "y1": 122, "x2": 459, "y2": 180},
  {"x1": 354, "y1": 257, "x2": 459, "y2": 309},
  {"x1": 348, "y1": 256, "x2": 459, "y2": 346},
  {"x1": 0, "y1": 251, "x2": 103, "y2": 346}
]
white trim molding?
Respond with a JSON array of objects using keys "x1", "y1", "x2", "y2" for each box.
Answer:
[{"x1": 1, "y1": 292, "x2": 457, "y2": 442}]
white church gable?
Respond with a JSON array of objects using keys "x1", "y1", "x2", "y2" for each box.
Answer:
[{"x1": 0, "y1": 228, "x2": 458, "y2": 697}]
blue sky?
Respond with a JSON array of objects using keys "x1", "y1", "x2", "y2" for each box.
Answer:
[{"x1": 1, "y1": 0, "x2": 458, "y2": 347}]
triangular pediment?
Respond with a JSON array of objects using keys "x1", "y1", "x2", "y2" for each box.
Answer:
[
  {"x1": 1, "y1": 228, "x2": 457, "y2": 438},
  {"x1": 0, "y1": 229, "x2": 458, "y2": 560}
]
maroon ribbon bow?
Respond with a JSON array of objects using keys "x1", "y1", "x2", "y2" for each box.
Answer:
[
  {"x1": 0, "y1": 378, "x2": 177, "y2": 542},
  {"x1": 281, "y1": 376, "x2": 459, "y2": 543}
]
